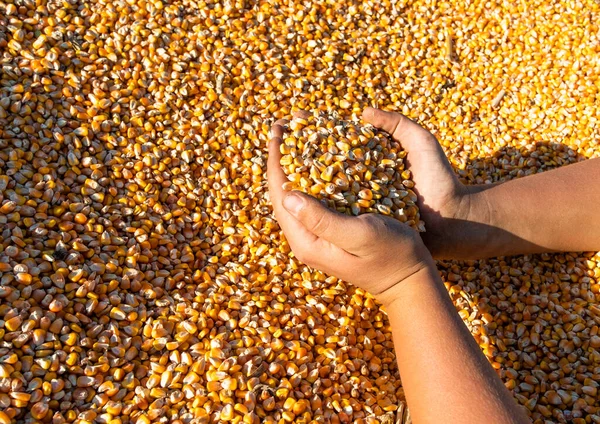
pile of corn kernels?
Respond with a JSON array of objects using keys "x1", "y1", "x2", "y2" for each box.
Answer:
[{"x1": 0, "y1": 0, "x2": 599, "y2": 423}]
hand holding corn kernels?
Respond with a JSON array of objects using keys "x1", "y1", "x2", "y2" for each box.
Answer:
[
  {"x1": 268, "y1": 106, "x2": 600, "y2": 424},
  {"x1": 267, "y1": 108, "x2": 447, "y2": 305}
]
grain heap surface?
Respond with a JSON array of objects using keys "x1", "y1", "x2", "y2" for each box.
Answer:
[
  {"x1": 0, "y1": 0, "x2": 600, "y2": 423},
  {"x1": 278, "y1": 113, "x2": 424, "y2": 231}
]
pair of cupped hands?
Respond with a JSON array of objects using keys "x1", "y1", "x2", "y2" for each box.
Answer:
[{"x1": 268, "y1": 108, "x2": 469, "y2": 305}]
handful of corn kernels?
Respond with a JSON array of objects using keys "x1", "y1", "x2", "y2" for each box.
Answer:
[{"x1": 279, "y1": 112, "x2": 425, "y2": 232}]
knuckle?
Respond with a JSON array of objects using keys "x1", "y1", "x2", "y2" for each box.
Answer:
[
  {"x1": 358, "y1": 214, "x2": 401, "y2": 240},
  {"x1": 390, "y1": 113, "x2": 409, "y2": 139},
  {"x1": 423, "y1": 131, "x2": 439, "y2": 145},
  {"x1": 357, "y1": 214, "x2": 385, "y2": 238},
  {"x1": 310, "y1": 212, "x2": 331, "y2": 237}
]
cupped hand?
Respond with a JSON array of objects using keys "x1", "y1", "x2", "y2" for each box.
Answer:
[
  {"x1": 362, "y1": 107, "x2": 471, "y2": 259},
  {"x1": 267, "y1": 117, "x2": 436, "y2": 306}
]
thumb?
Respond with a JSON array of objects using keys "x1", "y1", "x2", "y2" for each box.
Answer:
[{"x1": 282, "y1": 191, "x2": 358, "y2": 248}]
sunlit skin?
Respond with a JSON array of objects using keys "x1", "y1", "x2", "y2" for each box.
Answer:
[{"x1": 268, "y1": 107, "x2": 600, "y2": 423}]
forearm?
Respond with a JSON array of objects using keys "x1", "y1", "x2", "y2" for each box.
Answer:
[
  {"x1": 433, "y1": 158, "x2": 600, "y2": 259},
  {"x1": 386, "y1": 265, "x2": 529, "y2": 424}
]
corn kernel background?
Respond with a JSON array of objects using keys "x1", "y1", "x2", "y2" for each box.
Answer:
[{"x1": 1, "y1": 0, "x2": 600, "y2": 423}]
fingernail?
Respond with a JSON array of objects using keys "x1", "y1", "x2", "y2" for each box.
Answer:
[{"x1": 283, "y1": 192, "x2": 305, "y2": 216}]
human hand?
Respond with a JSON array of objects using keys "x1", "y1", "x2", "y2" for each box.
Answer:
[
  {"x1": 268, "y1": 118, "x2": 437, "y2": 306},
  {"x1": 361, "y1": 107, "x2": 473, "y2": 259}
]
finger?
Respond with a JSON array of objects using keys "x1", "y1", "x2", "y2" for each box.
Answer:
[
  {"x1": 362, "y1": 107, "x2": 440, "y2": 152},
  {"x1": 268, "y1": 115, "x2": 368, "y2": 273},
  {"x1": 295, "y1": 235, "x2": 360, "y2": 277},
  {"x1": 266, "y1": 119, "x2": 288, "y2": 210},
  {"x1": 266, "y1": 120, "x2": 305, "y2": 223},
  {"x1": 267, "y1": 121, "x2": 322, "y2": 252},
  {"x1": 292, "y1": 110, "x2": 311, "y2": 120},
  {"x1": 267, "y1": 138, "x2": 347, "y2": 267},
  {"x1": 271, "y1": 119, "x2": 289, "y2": 133},
  {"x1": 282, "y1": 191, "x2": 365, "y2": 252}
]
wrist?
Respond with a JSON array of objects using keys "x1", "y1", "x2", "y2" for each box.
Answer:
[
  {"x1": 423, "y1": 184, "x2": 495, "y2": 260},
  {"x1": 376, "y1": 259, "x2": 440, "y2": 307}
]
